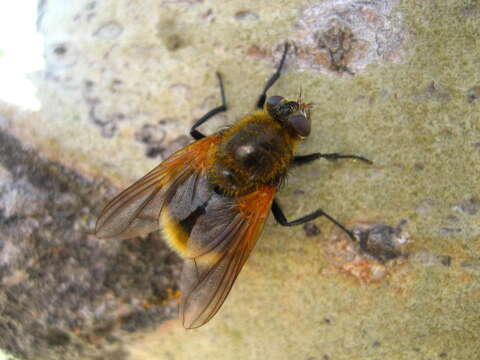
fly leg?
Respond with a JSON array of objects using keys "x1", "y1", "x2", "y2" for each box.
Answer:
[
  {"x1": 190, "y1": 72, "x2": 227, "y2": 140},
  {"x1": 256, "y1": 43, "x2": 290, "y2": 109},
  {"x1": 271, "y1": 199, "x2": 357, "y2": 242},
  {"x1": 286, "y1": 152, "x2": 371, "y2": 241},
  {"x1": 293, "y1": 153, "x2": 372, "y2": 166},
  {"x1": 191, "y1": 42, "x2": 290, "y2": 140}
]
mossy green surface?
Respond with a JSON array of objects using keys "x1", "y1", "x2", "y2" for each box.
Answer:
[
  {"x1": 2, "y1": 0, "x2": 478, "y2": 359},
  {"x1": 127, "y1": 1, "x2": 480, "y2": 359}
]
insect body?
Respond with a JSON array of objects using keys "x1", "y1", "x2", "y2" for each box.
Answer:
[
  {"x1": 210, "y1": 98, "x2": 307, "y2": 196},
  {"x1": 95, "y1": 44, "x2": 371, "y2": 328}
]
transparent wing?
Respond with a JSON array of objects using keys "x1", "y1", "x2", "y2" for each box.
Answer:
[
  {"x1": 95, "y1": 134, "x2": 221, "y2": 240},
  {"x1": 96, "y1": 133, "x2": 276, "y2": 329},
  {"x1": 179, "y1": 186, "x2": 277, "y2": 329}
]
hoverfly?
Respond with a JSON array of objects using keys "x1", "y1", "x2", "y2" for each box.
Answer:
[{"x1": 95, "y1": 43, "x2": 371, "y2": 329}]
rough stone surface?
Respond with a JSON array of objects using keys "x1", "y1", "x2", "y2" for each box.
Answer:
[{"x1": 1, "y1": 0, "x2": 479, "y2": 359}]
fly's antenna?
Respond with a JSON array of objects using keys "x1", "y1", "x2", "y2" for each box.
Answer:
[{"x1": 298, "y1": 86, "x2": 312, "y2": 119}]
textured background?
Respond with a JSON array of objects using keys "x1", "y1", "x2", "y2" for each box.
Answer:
[{"x1": 0, "y1": 0, "x2": 479, "y2": 359}]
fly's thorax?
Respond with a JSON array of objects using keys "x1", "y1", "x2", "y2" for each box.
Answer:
[{"x1": 207, "y1": 111, "x2": 297, "y2": 195}]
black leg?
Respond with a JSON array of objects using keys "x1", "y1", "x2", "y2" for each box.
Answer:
[
  {"x1": 190, "y1": 72, "x2": 227, "y2": 140},
  {"x1": 293, "y1": 152, "x2": 372, "y2": 166},
  {"x1": 271, "y1": 199, "x2": 357, "y2": 242},
  {"x1": 256, "y1": 42, "x2": 290, "y2": 109}
]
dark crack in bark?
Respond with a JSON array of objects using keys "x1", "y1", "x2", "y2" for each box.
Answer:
[{"x1": 0, "y1": 129, "x2": 182, "y2": 360}]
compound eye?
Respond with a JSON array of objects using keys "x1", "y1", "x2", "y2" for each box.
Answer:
[
  {"x1": 288, "y1": 114, "x2": 311, "y2": 137},
  {"x1": 266, "y1": 96, "x2": 284, "y2": 107}
]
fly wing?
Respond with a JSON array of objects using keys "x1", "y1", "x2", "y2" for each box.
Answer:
[
  {"x1": 96, "y1": 132, "x2": 277, "y2": 329},
  {"x1": 95, "y1": 134, "x2": 221, "y2": 240},
  {"x1": 178, "y1": 185, "x2": 277, "y2": 329}
]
